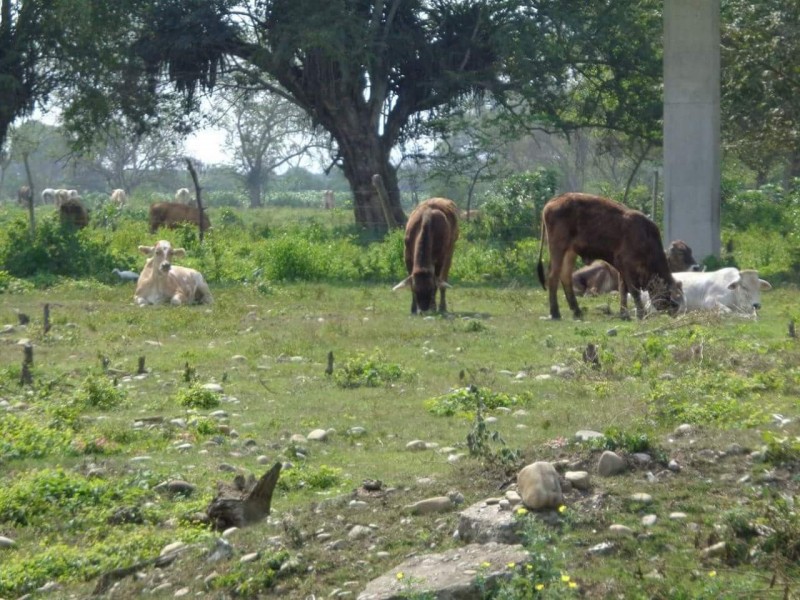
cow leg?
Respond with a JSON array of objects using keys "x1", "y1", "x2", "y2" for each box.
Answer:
[
  {"x1": 618, "y1": 278, "x2": 632, "y2": 320},
  {"x1": 560, "y1": 250, "x2": 582, "y2": 319},
  {"x1": 547, "y1": 251, "x2": 564, "y2": 320},
  {"x1": 438, "y1": 287, "x2": 447, "y2": 313},
  {"x1": 410, "y1": 296, "x2": 418, "y2": 314}
]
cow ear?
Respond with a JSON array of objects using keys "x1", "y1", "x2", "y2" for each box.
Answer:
[
  {"x1": 138, "y1": 245, "x2": 154, "y2": 256},
  {"x1": 173, "y1": 248, "x2": 186, "y2": 258},
  {"x1": 392, "y1": 276, "x2": 411, "y2": 291},
  {"x1": 759, "y1": 279, "x2": 772, "y2": 291},
  {"x1": 728, "y1": 278, "x2": 741, "y2": 290}
]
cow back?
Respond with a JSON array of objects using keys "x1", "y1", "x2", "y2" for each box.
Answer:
[
  {"x1": 59, "y1": 198, "x2": 89, "y2": 229},
  {"x1": 149, "y1": 202, "x2": 211, "y2": 232}
]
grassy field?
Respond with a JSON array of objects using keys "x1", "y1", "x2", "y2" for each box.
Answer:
[{"x1": 1, "y1": 276, "x2": 799, "y2": 598}]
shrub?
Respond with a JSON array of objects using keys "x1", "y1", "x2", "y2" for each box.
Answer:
[
  {"x1": 0, "y1": 413, "x2": 73, "y2": 461},
  {"x1": 278, "y1": 464, "x2": 344, "y2": 491},
  {"x1": 425, "y1": 386, "x2": 532, "y2": 417},
  {"x1": 74, "y1": 375, "x2": 127, "y2": 410},
  {"x1": 333, "y1": 351, "x2": 413, "y2": 388},
  {"x1": 174, "y1": 384, "x2": 221, "y2": 409}
]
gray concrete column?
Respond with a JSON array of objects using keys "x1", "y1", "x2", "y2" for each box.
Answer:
[{"x1": 663, "y1": 0, "x2": 721, "y2": 260}]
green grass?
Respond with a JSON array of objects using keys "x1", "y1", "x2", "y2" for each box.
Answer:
[{"x1": 0, "y1": 273, "x2": 799, "y2": 597}]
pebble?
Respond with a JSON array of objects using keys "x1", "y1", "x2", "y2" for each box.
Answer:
[
  {"x1": 347, "y1": 427, "x2": 367, "y2": 437},
  {"x1": 160, "y1": 541, "x2": 188, "y2": 556},
  {"x1": 674, "y1": 424, "x2": 693, "y2": 437},
  {"x1": 203, "y1": 383, "x2": 224, "y2": 393},
  {"x1": 174, "y1": 587, "x2": 190, "y2": 597},
  {"x1": 641, "y1": 514, "x2": 657, "y2": 527},
  {"x1": 0, "y1": 536, "x2": 15, "y2": 548},
  {"x1": 405, "y1": 440, "x2": 427, "y2": 451},
  {"x1": 348, "y1": 525, "x2": 372, "y2": 540},
  {"x1": 565, "y1": 471, "x2": 591, "y2": 490},
  {"x1": 630, "y1": 493, "x2": 653, "y2": 504},
  {"x1": 609, "y1": 524, "x2": 634, "y2": 537},
  {"x1": 588, "y1": 541, "x2": 615, "y2": 555},
  {"x1": 575, "y1": 430, "x2": 605, "y2": 442},
  {"x1": 307, "y1": 429, "x2": 328, "y2": 442},
  {"x1": 597, "y1": 451, "x2": 626, "y2": 476},
  {"x1": 669, "y1": 512, "x2": 688, "y2": 520},
  {"x1": 222, "y1": 527, "x2": 239, "y2": 538},
  {"x1": 668, "y1": 459, "x2": 681, "y2": 472},
  {"x1": 240, "y1": 552, "x2": 260, "y2": 563}
]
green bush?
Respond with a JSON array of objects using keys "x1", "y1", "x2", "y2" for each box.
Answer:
[
  {"x1": 425, "y1": 386, "x2": 531, "y2": 417},
  {"x1": 0, "y1": 413, "x2": 73, "y2": 461},
  {"x1": 278, "y1": 464, "x2": 344, "y2": 491},
  {"x1": 174, "y1": 384, "x2": 221, "y2": 409},
  {"x1": 333, "y1": 351, "x2": 413, "y2": 388},
  {"x1": 74, "y1": 375, "x2": 127, "y2": 410}
]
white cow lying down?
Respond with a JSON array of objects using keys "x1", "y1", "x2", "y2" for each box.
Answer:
[
  {"x1": 134, "y1": 240, "x2": 213, "y2": 306},
  {"x1": 637, "y1": 268, "x2": 771, "y2": 317}
]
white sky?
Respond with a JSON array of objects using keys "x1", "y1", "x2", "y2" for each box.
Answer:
[{"x1": 185, "y1": 128, "x2": 232, "y2": 166}]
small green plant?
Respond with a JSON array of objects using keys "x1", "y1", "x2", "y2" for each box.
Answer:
[
  {"x1": 74, "y1": 375, "x2": 127, "y2": 410},
  {"x1": 466, "y1": 397, "x2": 521, "y2": 470},
  {"x1": 585, "y1": 425, "x2": 660, "y2": 456},
  {"x1": 277, "y1": 464, "x2": 344, "y2": 492},
  {"x1": 761, "y1": 431, "x2": 800, "y2": 466},
  {"x1": 425, "y1": 385, "x2": 531, "y2": 417},
  {"x1": 0, "y1": 413, "x2": 73, "y2": 460},
  {"x1": 333, "y1": 351, "x2": 413, "y2": 388},
  {"x1": 211, "y1": 550, "x2": 289, "y2": 596},
  {"x1": 174, "y1": 384, "x2": 221, "y2": 409}
]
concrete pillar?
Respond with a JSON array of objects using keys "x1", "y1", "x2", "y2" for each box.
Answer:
[{"x1": 663, "y1": 0, "x2": 720, "y2": 260}]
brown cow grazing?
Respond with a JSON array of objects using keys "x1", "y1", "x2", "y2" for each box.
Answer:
[
  {"x1": 572, "y1": 260, "x2": 621, "y2": 296},
  {"x1": 537, "y1": 193, "x2": 684, "y2": 320},
  {"x1": 59, "y1": 197, "x2": 89, "y2": 229},
  {"x1": 666, "y1": 240, "x2": 702, "y2": 272},
  {"x1": 149, "y1": 202, "x2": 211, "y2": 233},
  {"x1": 17, "y1": 186, "x2": 33, "y2": 207},
  {"x1": 393, "y1": 197, "x2": 459, "y2": 314}
]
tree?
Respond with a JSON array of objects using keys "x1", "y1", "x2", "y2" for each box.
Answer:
[
  {"x1": 721, "y1": 0, "x2": 800, "y2": 186},
  {"x1": 57, "y1": 0, "x2": 666, "y2": 230},
  {"x1": 220, "y1": 89, "x2": 322, "y2": 208}
]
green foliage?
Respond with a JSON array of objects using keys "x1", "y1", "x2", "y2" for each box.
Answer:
[
  {"x1": 425, "y1": 385, "x2": 531, "y2": 417},
  {"x1": 466, "y1": 399, "x2": 521, "y2": 470},
  {"x1": 0, "y1": 269, "x2": 34, "y2": 293},
  {"x1": 761, "y1": 431, "x2": 800, "y2": 466},
  {"x1": 333, "y1": 351, "x2": 413, "y2": 388},
  {"x1": 277, "y1": 464, "x2": 344, "y2": 492},
  {"x1": 174, "y1": 384, "x2": 221, "y2": 409},
  {"x1": 585, "y1": 425, "x2": 660, "y2": 456},
  {"x1": 211, "y1": 550, "x2": 289, "y2": 595},
  {"x1": 0, "y1": 413, "x2": 73, "y2": 461},
  {"x1": 74, "y1": 375, "x2": 127, "y2": 410}
]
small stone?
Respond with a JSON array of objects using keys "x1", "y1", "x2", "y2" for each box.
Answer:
[
  {"x1": 240, "y1": 552, "x2": 260, "y2": 563},
  {"x1": 160, "y1": 541, "x2": 188, "y2": 556},
  {"x1": 257, "y1": 455, "x2": 271, "y2": 465},
  {"x1": 630, "y1": 493, "x2": 653, "y2": 504},
  {"x1": 632, "y1": 453, "x2": 652, "y2": 465},
  {"x1": 307, "y1": 429, "x2": 328, "y2": 442},
  {"x1": 609, "y1": 524, "x2": 634, "y2": 537},
  {"x1": 447, "y1": 453, "x2": 465, "y2": 463},
  {"x1": 174, "y1": 587, "x2": 190, "y2": 597},
  {"x1": 597, "y1": 451, "x2": 626, "y2": 476},
  {"x1": 202, "y1": 383, "x2": 224, "y2": 393},
  {"x1": 348, "y1": 525, "x2": 372, "y2": 540},
  {"x1": 231, "y1": 355, "x2": 247, "y2": 362},
  {"x1": 0, "y1": 536, "x2": 15, "y2": 548},
  {"x1": 404, "y1": 497, "x2": 454, "y2": 515},
  {"x1": 218, "y1": 463, "x2": 237, "y2": 472},
  {"x1": 703, "y1": 541, "x2": 726, "y2": 557},
  {"x1": 222, "y1": 527, "x2": 239, "y2": 538},
  {"x1": 406, "y1": 440, "x2": 427, "y2": 451},
  {"x1": 588, "y1": 541, "x2": 615, "y2": 555},
  {"x1": 669, "y1": 512, "x2": 687, "y2": 520},
  {"x1": 564, "y1": 471, "x2": 591, "y2": 491},
  {"x1": 575, "y1": 430, "x2": 605, "y2": 442},
  {"x1": 606, "y1": 328, "x2": 618, "y2": 336},
  {"x1": 290, "y1": 434, "x2": 307, "y2": 444},
  {"x1": 674, "y1": 424, "x2": 693, "y2": 437},
  {"x1": 347, "y1": 427, "x2": 367, "y2": 437},
  {"x1": 641, "y1": 514, "x2": 657, "y2": 527},
  {"x1": 504, "y1": 490, "x2": 522, "y2": 504},
  {"x1": 668, "y1": 459, "x2": 681, "y2": 472},
  {"x1": 349, "y1": 500, "x2": 369, "y2": 510}
]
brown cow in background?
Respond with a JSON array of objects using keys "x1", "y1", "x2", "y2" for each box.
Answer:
[
  {"x1": 17, "y1": 186, "x2": 33, "y2": 207},
  {"x1": 149, "y1": 202, "x2": 210, "y2": 233},
  {"x1": 665, "y1": 240, "x2": 702, "y2": 272},
  {"x1": 537, "y1": 193, "x2": 684, "y2": 320},
  {"x1": 393, "y1": 197, "x2": 459, "y2": 314},
  {"x1": 59, "y1": 197, "x2": 89, "y2": 229}
]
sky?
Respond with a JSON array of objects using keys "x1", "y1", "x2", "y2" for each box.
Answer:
[{"x1": 184, "y1": 128, "x2": 232, "y2": 166}]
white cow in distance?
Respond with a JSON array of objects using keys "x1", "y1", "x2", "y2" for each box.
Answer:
[
  {"x1": 134, "y1": 240, "x2": 213, "y2": 306},
  {"x1": 175, "y1": 188, "x2": 193, "y2": 204},
  {"x1": 637, "y1": 268, "x2": 771, "y2": 317}
]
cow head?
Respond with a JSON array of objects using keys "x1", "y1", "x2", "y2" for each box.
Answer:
[
  {"x1": 666, "y1": 240, "x2": 702, "y2": 272},
  {"x1": 392, "y1": 274, "x2": 451, "y2": 313},
  {"x1": 138, "y1": 240, "x2": 186, "y2": 274},
  {"x1": 730, "y1": 270, "x2": 771, "y2": 312},
  {"x1": 648, "y1": 277, "x2": 685, "y2": 315}
]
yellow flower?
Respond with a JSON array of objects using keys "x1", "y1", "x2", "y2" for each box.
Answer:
[
  {"x1": 561, "y1": 574, "x2": 571, "y2": 583},
  {"x1": 568, "y1": 581, "x2": 578, "y2": 589},
  {"x1": 526, "y1": 564, "x2": 533, "y2": 571},
  {"x1": 558, "y1": 505, "x2": 567, "y2": 514},
  {"x1": 481, "y1": 561, "x2": 491, "y2": 569},
  {"x1": 396, "y1": 572, "x2": 404, "y2": 580},
  {"x1": 708, "y1": 570, "x2": 717, "y2": 578},
  {"x1": 535, "y1": 583, "x2": 545, "y2": 591},
  {"x1": 516, "y1": 507, "x2": 528, "y2": 516},
  {"x1": 506, "y1": 562, "x2": 516, "y2": 569}
]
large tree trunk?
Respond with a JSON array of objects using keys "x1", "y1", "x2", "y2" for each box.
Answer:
[
  {"x1": 246, "y1": 168, "x2": 263, "y2": 208},
  {"x1": 338, "y1": 134, "x2": 406, "y2": 230}
]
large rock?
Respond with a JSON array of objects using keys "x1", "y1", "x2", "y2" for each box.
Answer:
[
  {"x1": 597, "y1": 451, "x2": 626, "y2": 476},
  {"x1": 456, "y1": 501, "x2": 523, "y2": 544},
  {"x1": 358, "y1": 543, "x2": 529, "y2": 600},
  {"x1": 517, "y1": 462, "x2": 562, "y2": 510}
]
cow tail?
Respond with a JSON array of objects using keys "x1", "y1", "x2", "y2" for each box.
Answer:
[{"x1": 536, "y1": 218, "x2": 547, "y2": 290}]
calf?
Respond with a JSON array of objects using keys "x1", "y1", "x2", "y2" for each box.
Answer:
[
  {"x1": 671, "y1": 268, "x2": 771, "y2": 315},
  {"x1": 666, "y1": 240, "x2": 702, "y2": 272},
  {"x1": 537, "y1": 193, "x2": 683, "y2": 319},
  {"x1": 134, "y1": 240, "x2": 213, "y2": 306},
  {"x1": 59, "y1": 197, "x2": 89, "y2": 229},
  {"x1": 572, "y1": 260, "x2": 620, "y2": 296},
  {"x1": 393, "y1": 197, "x2": 459, "y2": 313},
  {"x1": 149, "y1": 202, "x2": 211, "y2": 233}
]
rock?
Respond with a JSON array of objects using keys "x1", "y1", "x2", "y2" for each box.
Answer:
[
  {"x1": 609, "y1": 524, "x2": 634, "y2": 537},
  {"x1": 641, "y1": 514, "x2": 657, "y2": 527},
  {"x1": 674, "y1": 423, "x2": 693, "y2": 437},
  {"x1": 517, "y1": 462, "x2": 562, "y2": 510},
  {"x1": 207, "y1": 538, "x2": 234, "y2": 562},
  {"x1": 457, "y1": 501, "x2": 523, "y2": 544},
  {"x1": 290, "y1": 434, "x2": 307, "y2": 444},
  {"x1": 0, "y1": 536, "x2": 15, "y2": 548},
  {"x1": 668, "y1": 459, "x2": 681, "y2": 472},
  {"x1": 669, "y1": 512, "x2": 688, "y2": 520},
  {"x1": 597, "y1": 451, "x2": 626, "y2": 476},
  {"x1": 575, "y1": 430, "x2": 605, "y2": 442},
  {"x1": 348, "y1": 525, "x2": 373, "y2": 540},
  {"x1": 174, "y1": 587, "x2": 190, "y2": 597},
  {"x1": 222, "y1": 527, "x2": 239, "y2": 538},
  {"x1": 631, "y1": 453, "x2": 652, "y2": 465},
  {"x1": 202, "y1": 383, "x2": 224, "y2": 393},
  {"x1": 231, "y1": 355, "x2": 247, "y2": 362},
  {"x1": 630, "y1": 493, "x2": 653, "y2": 504},
  {"x1": 154, "y1": 480, "x2": 196, "y2": 496},
  {"x1": 240, "y1": 552, "x2": 260, "y2": 563},
  {"x1": 160, "y1": 541, "x2": 188, "y2": 557},
  {"x1": 347, "y1": 427, "x2": 367, "y2": 437},
  {"x1": 587, "y1": 541, "x2": 615, "y2": 555},
  {"x1": 504, "y1": 490, "x2": 521, "y2": 505},
  {"x1": 405, "y1": 440, "x2": 427, "y2": 451},
  {"x1": 307, "y1": 429, "x2": 328, "y2": 442},
  {"x1": 357, "y1": 543, "x2": 529, "y2": 600},
  {"x1": 404, "y1": 497, "x2": 454, "y2": 515},
  {"x1": 703, "y1": 541, "x2": 726, "y2": 557},
  {"x1": 564, "y1": 471, "x2": 591, "y2": 491}
]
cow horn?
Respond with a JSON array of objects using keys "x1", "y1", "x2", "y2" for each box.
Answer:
[
  {"x1": 438, "y1": 280, "x2": 452, "y2": 289},
  {"x1": 392, "y1": 277, "x2": 411, "y2": 291}
]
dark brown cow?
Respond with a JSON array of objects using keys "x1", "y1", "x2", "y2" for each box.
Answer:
[
  {"x1": 573, "y1": 241, "x2": 700, "y2": 296},
  {"x1": 393, "y1": 197, "x2": 459, "y2": 313},
  {"x1": 59, "y1": 197, "x2": 89, "y2": 229},
  {"x1": 536, "y1": 193, "x2": 683, "y2": 319},
  {"x1": 666, "y1": 240, "x2": 702, "y2": 272},
  {"x1": 149, "y1": 202, "x2": 211, "y2": 233}
]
